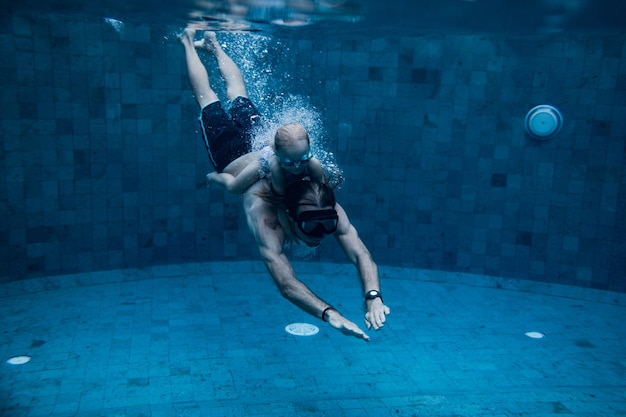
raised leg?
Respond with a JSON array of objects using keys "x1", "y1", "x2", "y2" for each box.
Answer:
[
  {"x1": 197, "y1": 31, "x2": 248, "y2": 101},
  {"x1": 178, "y1": 28, "x2": 219, "y2": 108}
]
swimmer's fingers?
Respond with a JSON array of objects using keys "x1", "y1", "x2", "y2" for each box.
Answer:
[{"x1": 365, "y1": 302, "x2": 390, "y2": 330}]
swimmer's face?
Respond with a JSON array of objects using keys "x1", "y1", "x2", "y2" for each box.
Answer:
[
  {"x1": 274, "y1": 123, "x2": 311, "y2": 174},
  {"x1": 276, "y1": 140, "x2": 311, "y2": 174},
  {"x1": 290, "y1": 204, "x2": 338, "y2": 247},
  {"x1": 296, "y1": 229, "x2": 324, "y2": 247}
]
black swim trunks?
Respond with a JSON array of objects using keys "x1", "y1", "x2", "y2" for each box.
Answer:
[{"x1": 198, "y1": 96, "x2": 262, "y2": 172}]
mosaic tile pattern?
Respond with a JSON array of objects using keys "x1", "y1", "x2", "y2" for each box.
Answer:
[
  {"x1": 0, "y1": 15, "x2": 625, "y2": 291},
  {"x1": 1, "y1": 263, "x2": 625, "y2": 416}
]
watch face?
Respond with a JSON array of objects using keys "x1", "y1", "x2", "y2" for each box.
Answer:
[{"x1": 366, "y1": 290, "x2": 380, "y2": 299}]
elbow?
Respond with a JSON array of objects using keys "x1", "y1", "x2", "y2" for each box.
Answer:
[
  {"x1": 276, "y1": 282, "x2": 299, "y2": 301},
  {"x1": 269, "y1": 270, "x2": 300, "y2": 301},
  {"x1": 260, "y1": 251, "x2": 299, "y2": 301}
]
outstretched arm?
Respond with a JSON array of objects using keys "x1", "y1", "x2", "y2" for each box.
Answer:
[
  {"x1": 207, "y1": 161, "x2": 262, "y2": 194},
  {"x1": 243, "y1": 183, "x2": 371, "y2": 341},
  {"x1": 333, "y1": 203, "x2": 390, "y2": 330},
  {"x1": 206, "y1": 171, "x2": 237, "y2": 190}
]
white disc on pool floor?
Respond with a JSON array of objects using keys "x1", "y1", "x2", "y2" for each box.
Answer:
[
  {"x1": 285, "y1": 323, "x2": 319, "y2": 336},
  {"x1": 6, "y1": 356, "x2": 32, "y2": 365}
]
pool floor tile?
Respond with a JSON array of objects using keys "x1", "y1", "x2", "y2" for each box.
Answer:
[{"x1": 1, "y1": 263, "x2": 625, "y2": 416}]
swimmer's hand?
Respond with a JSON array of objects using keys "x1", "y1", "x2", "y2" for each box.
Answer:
[
  {"x1": 206, "y1": 171, "x2": 238, "y2": 192},
  {"x1": 206, "y1": 172, "x2": 218, "y2": 187},
  {"x1": 325, "y1": 309, "x2": 370, "y2": 342},
  {"x1": 365, "y1": 298, "x2": 390, "y2": 330}
]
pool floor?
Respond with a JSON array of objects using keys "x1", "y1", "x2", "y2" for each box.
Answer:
[{"x1": 1, "y1": 262, "x2": 625, "y2": 416}]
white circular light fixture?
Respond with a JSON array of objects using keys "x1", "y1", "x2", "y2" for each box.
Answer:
[
  {"x1": 524, "y1": 104, "x2": 563, "y2": 140},
  {"x1": 285, "y1": 323, "x2": 319, "y2": 336},
  {"x1": 525, "y1": 331, "x2": 545, "y2": 339},
  {"x1": 6, "y1": 356, "x2": 32, "y2": 365}
]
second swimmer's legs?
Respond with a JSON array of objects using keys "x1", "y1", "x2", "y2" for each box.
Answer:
[
  {"x1": 179, "y1": 28, "x2": 219, "y2": 108},
  {"x1": 198, "y1": 32, "x2": 248, "y2": 101}
]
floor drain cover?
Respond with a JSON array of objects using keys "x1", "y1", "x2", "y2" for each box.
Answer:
[
  {"x1": 285, "y1": 323, "x2": 319, "y2": 336},
  {"x1": 6, "y1": 356, "x2": 32, "y2": 365}
]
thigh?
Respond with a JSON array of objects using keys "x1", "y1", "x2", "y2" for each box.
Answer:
[
  {"x1": 199, "y1": 101, "x2": 241, "y2": 172},
  {"x1": 200, "y1": 101, "x2": 231, "y2": 135},
  {"x1": 229, "y1": 97, "x2": 262, "y2": 131}
]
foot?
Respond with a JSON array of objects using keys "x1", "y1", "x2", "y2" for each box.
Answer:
[
  {"x1": 194, "y1": 31, "x2": 220, "y2": 54},
  {"x1": 178, "y1": 28, "x2": 196, "y2": 46}
]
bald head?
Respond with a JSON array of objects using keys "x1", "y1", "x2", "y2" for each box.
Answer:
[{"x1": 274, "y1": 123, "x2": 310, "y2": 151}]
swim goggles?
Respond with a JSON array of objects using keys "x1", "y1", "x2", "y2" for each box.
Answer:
[
  {"x1": 296, "y1": 209, "x2": 338, "y2": 237},
  {"x1": 279, "y1": 152, "x2": 312, "y2": 168}
]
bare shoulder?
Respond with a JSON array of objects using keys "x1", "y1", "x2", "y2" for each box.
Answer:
[
  {"x1": 334, "y1": 202, "x2": 352, "y2": 234},
  {"x1": 243, "y1": 180, "x2": 285, "y2": 240},
  {"x1": 333, "y1": 202, "x2": 371, "y2": 259},
  {"x1": 308, "y1": 158, "x2": 325, "y2": 178}
]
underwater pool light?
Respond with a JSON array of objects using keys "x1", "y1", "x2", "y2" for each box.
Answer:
[
  {"x1": 6, "y1": 356, "x2": 32, "y2": 365},
  {"x1": 525, "y1": 331, "x2": 545, "y2": 339},
  {"x1": 524, "y1": 104, "x2": 563, "y2": 140},
  {"x1": 285, "y1": 323, "x2": 319, "y2": 336}
]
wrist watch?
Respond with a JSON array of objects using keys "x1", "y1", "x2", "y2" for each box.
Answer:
[{"x1": 365, "y1": 290, "x2": 383, "y2": 302}]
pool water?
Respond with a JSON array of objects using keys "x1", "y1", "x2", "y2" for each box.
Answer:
[{"x1": 1, "y1": 1, "x2": 625, "y2": 415}]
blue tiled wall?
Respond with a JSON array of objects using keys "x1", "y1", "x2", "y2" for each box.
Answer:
[{"x1": 1, "y1": 14, "x2": 624, "y2": 291}]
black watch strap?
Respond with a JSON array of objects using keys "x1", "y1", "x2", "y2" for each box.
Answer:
[{"x1": 365, "y1": 290, "x2": 383, "y2": 302}]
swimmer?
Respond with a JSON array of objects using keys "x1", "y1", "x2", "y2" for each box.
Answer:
[
  {"x1": 180, "y1": 29, "x2": 326, "y2": 195},
  {"x1": 179, "y1": 29, "x2": 390, "y2": 341}
]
